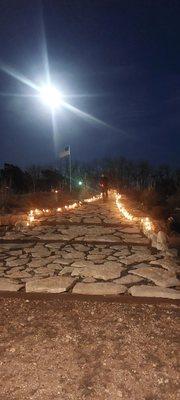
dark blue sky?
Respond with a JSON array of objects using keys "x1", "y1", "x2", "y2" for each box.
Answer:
[{"x1": 0, "y1": 0, "x2": 179, "y2": 167}]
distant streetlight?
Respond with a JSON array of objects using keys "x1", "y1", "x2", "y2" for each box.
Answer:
[
  {"x1": 39, "y1": 84, "x2": 62, "y2": 109},
  {"x1": 78, "y1": 180, "x2": 83, "y2": 186}
]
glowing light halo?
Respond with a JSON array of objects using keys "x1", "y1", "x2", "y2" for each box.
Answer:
[
  {"x1": 39, "y1": 84, "x2": 62, "y2": 109},
  {"x1": 115, "y1": 192, "x2": 154, "y2": 235},
  {"x1": 0, "y1": 55, "x2": 128, "y2": 137},
  {"x1": 26, "y1": 194, "x2": 102, "y2": 226}
]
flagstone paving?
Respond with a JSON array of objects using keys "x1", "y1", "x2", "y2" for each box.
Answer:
[{"x1": 0, "y1": 199, "x2": 180, "y2": 298}]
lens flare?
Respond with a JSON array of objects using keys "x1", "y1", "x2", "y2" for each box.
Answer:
[{"x1": 39, "y1": 85, "x2": 62, "y2": 109}]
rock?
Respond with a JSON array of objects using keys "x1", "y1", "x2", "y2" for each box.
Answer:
[
  {"x1": 71, "y1": 260, "x2": 95, "y2": 269},
  {"x1": 130, "y1": 266, "x2": 179, "y2": 287},
  {"x1": 28, "y1": 259, "x2": 49, "y2": 268},
  {"x1": 31, "y1": 250, "x2": 50, "y2": 258},
  {"x1": 38, "y1": 233, "x2": 72, "y2": 241},
  {"x1": 0, "y1": 278, "x2": 23, "y2": 291},
  {"x1": 9, "y1": 250, "x2": 22, "y2": 256},
  {"x1": 150, "y1": 259, "x2": 179, "y2": 273},
  {"x1": 34, "y1": 267, "x2": 55, "y2": 275},
  {"x1": 26, "y1": 276, "x2": 77, "y2": 293},
  {"x1": 131, "y1": 246, "x2": 151, "y2": 254},
  {"x1": 71, "y1": 262, "x2": 124, "y2": 281},
  {"x1": 123, "y1": 236, "x2": 150, "y2": 245},
  {"x1": 110, "y1": 245, "x2": 128, "y2": 251},
  {"x1": 72, "y1": 282, "x2": 126, "y2": 295},
  {"x1": 59, "y1": 267, "x2": 74, "y2": 275},
  {"x1": 20, "y1": 254, "x2": 29, "y2": 259},
  {"x1": 5, "y1": 270, "x2": 32, "y2": 279},
  {"x1": 84, "y1": 235, "x2": 121, "y2": 243},
  {"x1": 45, "y1": 243, "x2": 62, "y2": 249},
  {"x1": 120, "y1": 227, "x2": 141, "y2": 234},
  {"x1": 6, "y1": 266, "x2": 22, "y2": 274},
  {"x1": 6, "y1": 258, "x2": 28, "y2": 267},
  {"x1": 114, "y1": 275, "x2": 143, "y2": 285},
  {"x1": 5, "y1": 256, "x2": 18, "y2": 262},
  {"x1": 157, "y1": 231, "x2": 167, "y2": 251},
  {"x1": 60, "y1": 251, "x2": 85, "y2": 260},
  {"x1": 113, "y1": 250, "x2": 131, "y2": 257},
  {"x1": 73, "y1": 244, "x2": 91, "y2": 252},
  {"x1": 129, "y1": 285, "x2": 180, "y2": 299},
  {"x1": 131, "y1": 262, "x2": 152, "y2": 269},
  {"x1": 149, "y1": 233, "x2": 157, "y2": 248},
  {"x1": 47, "y1": 263, "x2": 63, "y2": 271},
  {"x1": 121, "y1": 254, "x2": 156, "y2": 266},
  {"x1": 87, "y1": 254, "x2": 106, "y2": 261},
  {"x1": 89, "y1": 248, "x2": 113, "y2": 256},
  {"x1": 1, "y1": 243, "x2": 32, "y2": 251},
  {"x1": 166, "y1": 248, "x2": 178, "y2": 258},
  {"x1": 53, "y1": 258, "x2": 73, "y2": 266},
  {"x1": 83, "y1": 217, "x2": 101, "y2": 224},
  {"x1": 31, "y1": 245, "x2": 50, "y2": 253},
  {"x1": 83, "y1": 277, "x2": 97, "y2": 283}
]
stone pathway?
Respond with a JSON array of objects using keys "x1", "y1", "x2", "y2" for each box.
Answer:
[{"x1": 0, "y1": 199, "x2": 180, "y2": 299}]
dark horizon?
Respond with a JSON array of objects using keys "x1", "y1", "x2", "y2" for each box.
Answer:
[{"x1": 0, "y1": 0, "x2": 179, "y2": 168}]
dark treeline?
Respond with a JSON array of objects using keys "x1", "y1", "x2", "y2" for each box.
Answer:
[
  {"x1": 0, "y1": 158, "x2": 180, "y2": 210},
  {"x1": 0, "y1": 163, "x2": 64, "y2": 193}
]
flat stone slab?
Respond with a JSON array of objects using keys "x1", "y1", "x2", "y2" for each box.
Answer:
[
  {"x1": 129, "y1": 285, "x2": 180, "y2": 299},
  {"x1": 28, "y1": 259, "x2": 50, "y2": 268},
  {"x1": 150, "y1": 259, "x2": 180, "y2": 273},
  {"x1": 87, "y1": 254, "x2": 106, "y2": 261},
  {"x1": 130, "y1": 266, "x2": 179, "y2": 288},
  {"x1": 83, "y1": 277, "x2": 97, "y2": 283},
  {"x1": 72, "y1": 282, "x2": 126, "y2": 295},
  {"x1": 31, "y1": 250, "x2": 50, "y2": 258},
  {"x1": 71, "y1": 260, "x2": 95, "y2": 269},
  {"x1": 83, "y1": 217, "x2": 102, "y2": 224},
  {"x1": 131, "y1": 246, "x2": 151, "y2": 254},
  {"x1": 59, "y1": 266, "x2": 74, "y2": 275},
  {"x1": 80, "y1": 235, "x2": 122, "y2": 243},
  {"x1": 5, "y1": 270, "x2": 32, "y2": 279},
  {"x1": 114, "y1": 275, "x2": 143, "y2": 285},
  {"x1": 6, "y1": 259, "x2": 28, "y2": 267},
  {"x1": 114, "y1": 249, "x2": 131, "y2": 257},
  {"x1": 71, "y1": 262, "x2": 124, "y2": 281},
  {"x1": 0, "y1": 278, "x2": 23, "y2": 292},
  {"x1": 73, "y1": 244, "x2": 91, "y2": 251},
  {"x1": 60, "y1": 251, "x2": 85, "y2": 260},
  {"x1": 89, "y1": 248, "x2": 113, "y2": 256},
  {"x1": 0, "y1": 243, "x2": 32, "y2": 252},
  {"x1": 26, "y1": 276, "x2": 77, "y2": 293},
  {"x1": 120, "y1": 227, "x2": 141, "y2": 234},
  {"x1": 121, "y1": 254, "x2": 156, "y2": 266},
  {"x1": 122, "y1": 236, "x2": 150, "y2": 245}
]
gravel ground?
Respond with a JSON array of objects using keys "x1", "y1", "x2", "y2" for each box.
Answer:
[{"x1": 0, "y1": 296, "x2": 179, "y2": 400}]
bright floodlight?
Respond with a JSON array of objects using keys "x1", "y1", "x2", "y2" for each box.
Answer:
[{"x1": 39, "y1": 85, "x2": 62, "y2": 109}]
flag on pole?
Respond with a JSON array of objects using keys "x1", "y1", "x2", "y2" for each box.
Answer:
[{"x1": 59, "y1": 145, "x2": 70, "y2": 158}]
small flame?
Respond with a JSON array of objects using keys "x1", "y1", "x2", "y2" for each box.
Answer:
[
  {"x1": 115, "y1": 194, "x2": 134, "y2": 221},
  {"x1": 26, "y1": 194, "x2": 102, "y2": 226},
  {"x1": 115, "y1": 192, "x2": 154, "y2": 233},
  {"x1": 27, "y1": 210, "x2": 35, "y2": 225},
  {"x1": 141, "y1": 217, "x2": 154, "y2": 232},
  {"x1": 84, "y1": 194, "x2": 102, "y2": 203}
]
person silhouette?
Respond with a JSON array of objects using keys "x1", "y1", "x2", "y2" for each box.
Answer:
[{"x1": 100, "y1": 174, "x2": 109, "y2": 200}]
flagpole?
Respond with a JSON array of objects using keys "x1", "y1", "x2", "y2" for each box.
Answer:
[{"x1": 69, "y1": 146, "x2": 72, "y2": 192}]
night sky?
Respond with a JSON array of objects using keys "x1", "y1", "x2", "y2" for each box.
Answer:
[{"x1": 0, "y1": 0, "x2": 179, "y2": 168}]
